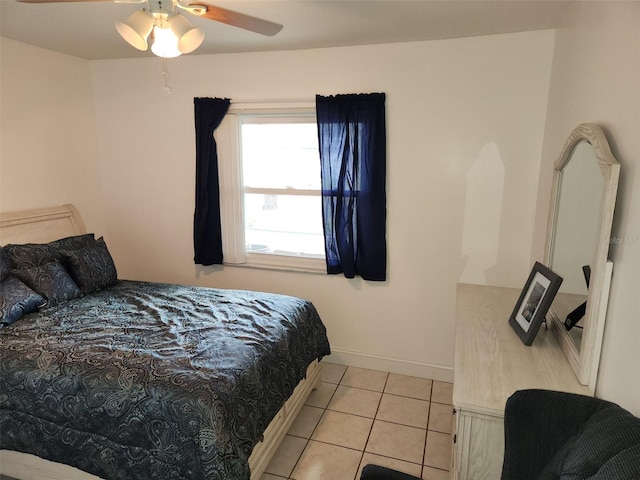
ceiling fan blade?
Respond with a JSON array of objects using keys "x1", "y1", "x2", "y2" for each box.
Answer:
[
  {"x1": 189, "y1": 2, "x2": 283, "y2": 36},
  {"x1": 17, "y1": 0, "x2": 144, "y2": 3},
  {"x1": 18, "y1": 0, "x2": 111, "y2": 2}
]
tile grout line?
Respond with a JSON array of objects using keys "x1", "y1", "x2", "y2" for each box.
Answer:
[
  {"x1": 420, "y1": 379, "x2": 434, "y2": 478},
  {"x1": 286, "y1": 365, "x2": 348, "y2": 479},
  {"x1": 356, "y1": 370, "x2": 389, "y2": 480}
]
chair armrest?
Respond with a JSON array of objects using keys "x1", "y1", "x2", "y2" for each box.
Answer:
[
  {"x1": 360, "y1": 464, "x2": 422, "y2": 480},
  {"x1": 500, "y1": 389, "x2": 606, "y2": 480}
]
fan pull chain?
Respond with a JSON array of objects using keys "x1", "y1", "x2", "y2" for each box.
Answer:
[{"x1": 161, "y1": 58, "x2": 171, "y2": 94}]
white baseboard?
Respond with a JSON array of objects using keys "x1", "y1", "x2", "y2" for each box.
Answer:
[{"x1": 326, "y1": 348, "x2": 454, "y2": 383}]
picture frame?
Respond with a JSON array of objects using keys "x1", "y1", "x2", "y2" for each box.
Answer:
[{"x1": 509, "y1": 262, "x2": 563, "y2": 346}]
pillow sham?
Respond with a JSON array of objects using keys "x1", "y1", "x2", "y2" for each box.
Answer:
[
  {"x1": 4, "y1": 234, "x2": 96, "y2": 270},
  {"x1": 0, "y1": 275, "x2": 45, "y2": 325},
  {"x1": 49, "y1": 233, "x2": 96, "y2": 252},
  {"x1": 4, "y1": 242, "x2": 59, "y2": 270},
  {"x1": 60, "y1": 237, "x2": 117, "y2": 293},
  {"x1": 12, "y1": 260, "x2": 82, "y2": 307}
]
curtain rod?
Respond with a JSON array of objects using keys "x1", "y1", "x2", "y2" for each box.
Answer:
[
  {"x1": 230, "y1": 98, "x2": 313, "y2": 104},
  {"x1": 229, "y1": 99, "x2": 316, "y2": 112}
]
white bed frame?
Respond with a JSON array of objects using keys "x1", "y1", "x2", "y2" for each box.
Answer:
[{"x1": 0, "y1": 204, "x2": 321, "y2": 480}]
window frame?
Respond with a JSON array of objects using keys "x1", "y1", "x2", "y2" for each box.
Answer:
[{"x1": 216, "y1": 102, "x2": 326, "y2": 273}]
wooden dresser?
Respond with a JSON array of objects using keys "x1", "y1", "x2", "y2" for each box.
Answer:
[{"x1": 452, "y1": 283, "x2": 591, "y2": 480}]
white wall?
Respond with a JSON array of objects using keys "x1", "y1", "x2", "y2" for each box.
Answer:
[
  {"x1": 532, "y1": 2, "x2": 640, "y2": 414},
  {"x1": 88, "y1": 31, "x2": 554, "y2": 380},
  {"x1": 0, "y1": 38, "x2": 106, "y2": 236}
]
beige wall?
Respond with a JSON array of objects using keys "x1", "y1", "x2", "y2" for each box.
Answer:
[
  {"x1": 0, "y1": 0, "x2": 636, "y2": 418},
  {"x1": 0, "y1": 38, "x2": 106, "y2": 236},
  {"x1": 87, "y1": 31, "x2": 554, "y2": 380},
  {"x1": 532, "y1": 1, "x2": 640, "y2": 414},
  {"x1": 1, "y1": 30, "x2": 554, "y2": 382}
]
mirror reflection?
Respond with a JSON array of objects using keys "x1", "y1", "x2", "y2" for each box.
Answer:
[{"x1": 549, "y1": 140, "x2": 604, "y2": 350}]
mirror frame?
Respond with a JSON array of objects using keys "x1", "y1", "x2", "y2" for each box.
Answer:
[{"x1": 544, "y1": 123, "x2": 620, "y2": 391}]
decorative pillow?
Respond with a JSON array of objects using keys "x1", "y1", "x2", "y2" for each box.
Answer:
[
  {"x1": 49, "y1": 233, "x2": 96, "y2": 252},
  {"x1": 4, "y1": 242, "x2": 59, "y2": 270},
  {"x1": 12, "y1": 261, "x2": 82, "y2": 307},
  {"x1": 5, "y1": 233, "x2": 96, "y2": 275},
  {"x1": 0, "y1": 247, "x2": 10, "y2": 282},
  {"x1": 0, "y1": 275, "x2": 45, "y2": 325},
  {"x1": 60, "y1": 237, "x2": 117, "y2": 293}
]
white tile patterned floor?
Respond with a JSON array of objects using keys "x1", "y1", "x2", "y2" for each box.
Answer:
[{"x1": 260, "y1": 363, "x2": 453, "y2": 480}]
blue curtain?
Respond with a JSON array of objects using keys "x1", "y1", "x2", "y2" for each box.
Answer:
[
  {"x1": 193, "y1": 97, "x2": 230, "y2": 265},
  {"x1": 316, "y1": 93, "x2": 387, "y2": 281}
]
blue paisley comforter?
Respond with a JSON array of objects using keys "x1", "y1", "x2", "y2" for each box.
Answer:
[{"x1": 0, "y1": 280, "x2": 331, "y2": 480}]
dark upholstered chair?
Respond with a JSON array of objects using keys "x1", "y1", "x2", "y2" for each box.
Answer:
[
  {"x1": 501, "y1": 389, "x2": 640, "y2": 480},
  {"x1": 360, "y1": 464, "x2": 421, "y2": 480},
  {"x1": 361, "y1": 389, "x2": 640, "y2": 480}
]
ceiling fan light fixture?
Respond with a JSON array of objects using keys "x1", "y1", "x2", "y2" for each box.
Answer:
[
  {"x1": 115, "y1": 10, "x2": 154, "y2": 51},
  {"x1": 170, "y1": 13, "x2": 205, "y2": 54},
  {"x1": 109, "y1": 1, "x2": 280, "y2": 58},
  {"x1": 150, "y1": 15, "x2": 182, "y2": 58}
]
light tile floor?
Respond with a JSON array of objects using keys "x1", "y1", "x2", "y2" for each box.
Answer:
[{"x1": 260, "y1": 363, "x2": 453, "y2": 480}]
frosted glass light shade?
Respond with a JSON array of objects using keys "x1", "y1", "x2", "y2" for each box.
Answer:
[
  {"x1": 151, "y1": 24, "x2": 182, "y2": 58},
  {"x1": 170, "y1": 14, "x2": 205, "y2": 53},
  {"x1": 115, "y1": 10, "x2": 154, "y2": 51}
]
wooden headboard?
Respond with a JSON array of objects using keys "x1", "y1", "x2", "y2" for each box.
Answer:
[{"x1": 0, "y1": 204, "x2": 87, "y2": 246}]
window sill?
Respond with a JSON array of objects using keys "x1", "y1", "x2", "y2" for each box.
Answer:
[{"x1": 224, "y1": 252, "x2": 326, "y2": 274}]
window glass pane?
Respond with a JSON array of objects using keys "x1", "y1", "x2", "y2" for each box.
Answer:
[
  {"x1": 241, "y1": 122, "x2": 320, "y2": 190},
  {"x1": 244, "y1": 193, "x2": 324, "y2": 257}
]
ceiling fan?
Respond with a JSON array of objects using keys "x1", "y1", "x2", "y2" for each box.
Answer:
[{"x1": 17, "y1": 0, "x2": 283, "y2": 58}]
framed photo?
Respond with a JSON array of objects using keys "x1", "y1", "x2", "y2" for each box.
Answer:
[{"x1": 509, "y1": 262, "x2": 563, "y2": 346}]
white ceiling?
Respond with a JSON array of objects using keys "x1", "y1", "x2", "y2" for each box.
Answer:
[{"x1": 0, "y1": 0, "x2": 574, "y2": 60}]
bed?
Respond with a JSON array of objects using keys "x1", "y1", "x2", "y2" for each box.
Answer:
[{"x1": 0, "y1": 204, "x2": 331, "y2": 480}]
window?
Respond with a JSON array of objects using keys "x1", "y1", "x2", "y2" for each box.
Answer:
[{"x1": 217, "y1": 104, "x2": 325, "y2": 272}]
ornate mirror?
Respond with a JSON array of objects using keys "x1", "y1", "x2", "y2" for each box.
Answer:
[{"x1": 545, "y1": 123, "x2": 620, "y2": 391}]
